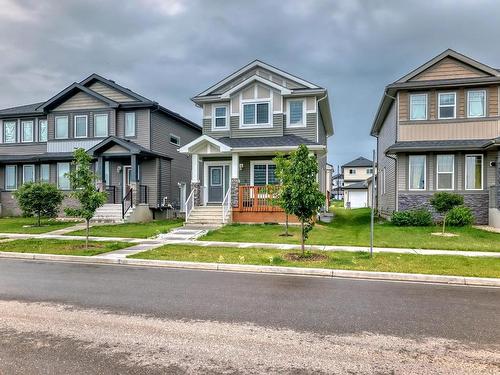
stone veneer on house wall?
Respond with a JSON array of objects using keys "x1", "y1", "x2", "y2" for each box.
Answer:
[
  {"x1": 230, "y1": 178, "x2": 239, "y2": 208},
  {"x1": 398, "y1": 193, "x2": 489, "y2": 225},
  {"x1": 0, "y1": 192, "x2": 80, "y2": 217}
]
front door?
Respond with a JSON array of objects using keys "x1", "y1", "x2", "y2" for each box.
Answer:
[
  {"x1": 123, "y1": 165, "x2": 132, "y2": 198},
  {"x1": 208, "y1": 166, "x2": 223, "y2": 203}
]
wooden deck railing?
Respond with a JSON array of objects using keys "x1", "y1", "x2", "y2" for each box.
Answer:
[{"x1": 238, "y1": 185, "x2": 283, "y2": 212}]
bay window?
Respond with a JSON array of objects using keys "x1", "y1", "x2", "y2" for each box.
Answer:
[
  {"x1": 21, "y1": 120, "x2": 34, "y2": 143},
  {"x1": 410, "y1": 94, "x2": 427, "y2": 120},
  {"x1": 438, "y1": 93, "x2": 456, "y2": 119},
  {"x1": 408, "y1": 155, "x2": 426, "y2": 190},
  {"x1": 5, "y1": 165, "x2": 17, "y2": 190},
  {"x1": 467, "y1": 90, "x2": 486, "y2": 118},
  {"x1": 465, "y1": 155, "x2": 483, "y2": 190},
  {"x1": 57, "y1": 162, "x2": 70, "y2": 190},
  {"x1": 436, "y1": 155, "x2": 454, "y2": 190},
  {"x1": 55, "y1": 116, "x2": 69, "y2": 139},
  {"x1": 94, "y1": 114, "x2": 108, "y2": 137},
  {"x1": 242, "y1": 102, "x2": 270, "y2": 126},
  {"x1": 4, "y1": 121, "x2": 16, "y2": 143},
  {"x1": 39, "y1": 119, "x2": 48, "y2": 142},
  {"x1": 287, "y1": 99, "x2": 305, "y2": 127}
]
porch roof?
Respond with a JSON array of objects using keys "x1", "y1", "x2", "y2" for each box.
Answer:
[
  {"x1": 0, "y1": 153, "x2": 74, "y2": 164},
  {"x1": 87, "y1": 136, "x2": 169, "y2": 158}
]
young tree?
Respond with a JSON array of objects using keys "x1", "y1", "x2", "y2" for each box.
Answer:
[
  {"x1": 273, "y1": 153, "x2": 293, "y2": 236},
  {"x1": 430, "y1": 192, "x2": 464, "y2": 234},
  {"x1": 281, "y1": 144, "x2": 325, "y2": 254},
  {"x1": 14, "y1": 182, "x2": 64, "y2": 226},
  {"x1": 65, "y1": 148, "x2": 107, "y2": 248}
]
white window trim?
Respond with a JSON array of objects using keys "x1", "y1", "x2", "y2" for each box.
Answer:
[
  {"x1": 349, "y1": 169, "x2": 356, "y2": 175},
  {"x1": 438, "y1": 92, "x2": 456, "y2": 120},
  {"x1": 467, "y1": 89, "x2": 486, "y2": 118},
  {"x1": 38, "y1": 119, "x2": 48, "y2": 142},
  {"x1": 57, "y1": 162, "x2": 71, "y2": 190},
  {"x1": 409, "y1": 93, "x2": 428, "y2": 121},
  {"x1": 436, "y1": 154, "x2": 455, "y2": 191},
  {"x1": 212, "y1": 105, "x2": 229, "y2": 131},
  {"x1": 94, "y1": 113, "x2": 109, "y2": 138},
  {"x1": 40, "y1": 164, "x2": 50, "y2": 183},
  {"x1": 74, "y1": 115, "x2": 88, "y2": 138},
  {"x1": 408, "y1": 155, "x2": 426, "y2": 191},
  {"x1": 21, "y1": 120, "x2": 34, "y2": 143},
  {"x1": 55, "y1": 116, "x2": 69, "y2": 139},
  {"x1": 4, "y1": 121, "x2": 17, "y2": 143},
  {"x1": 125, "y1": 112, "x2": 136, "y2": 137},
  {"x1": 464, "y1": 154, "x2": 483, "y2": 191},
  {"x1": 240, "y1": 99, "x2": 272, "y2": 129},
  {"x1": 169, "y1": 133, "x2": 180, "y2": 146},
  {"x1": 286, "y1": 98, "x2": 306, "y2": 128},
  {"x1": 250, "y1": 160, "x2": 276, "y2": 185},
  {"x1": 5, "y1": 165, "x2": 17, "y2": 191},
  {"x1": 22, "y1": 164, "x2": 35, "y2": 184}
]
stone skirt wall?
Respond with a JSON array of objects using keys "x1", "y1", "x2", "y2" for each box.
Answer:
[
  {"x1": 398, "y1": 193, "x2": 489, "y2": 225},
  {"x1": 0, "y1": 192, "x2": 80, "y2": 218}
]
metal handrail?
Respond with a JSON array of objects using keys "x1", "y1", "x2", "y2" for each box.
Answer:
[
  {"x1": 122, "y1": 188, "x2": 133, "y2": 218},
  {"x1": 185, "y1": 188, "x2": 195, "y2": 223},
  {"x1": 222, "y1": 187, "x2": 232, "y2": 224},
  {"x1": 106, "y1": 185, "x2": 116, "y2": 204}
]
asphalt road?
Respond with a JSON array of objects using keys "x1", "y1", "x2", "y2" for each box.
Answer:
[{"x1": 0, "y1": 259, "x2": 498, "y2": 374}]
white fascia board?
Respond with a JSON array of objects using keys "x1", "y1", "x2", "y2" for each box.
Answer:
[
  {"x1": 220, "y1": 76, "x2": 291, "y2": 99},
  {"x1": 178, "y1": 134, "x2": 232, "y2": 154}
]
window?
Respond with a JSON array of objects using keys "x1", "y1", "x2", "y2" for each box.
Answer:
[
  {"x1": 94, "y1": 114, "x2": 108, "y2": 137},
  {"x1": 467, "y1": 90, "x2": 486, "y2": 118},
  {"x1": 349, "y1": 169, "x2": 356, "y2": 175},
  {"x1": 5, "y1": 165, "x2": 17, "y2": 190},
  {"x1": 104, "y1": 161, "x2": 110, "y2": 184},
  {"x1": 55, "y1": 116, "x2": 69, "y2": 139},
  {"x1": 125, "y1": 112, "x2": 136, "y2": 137},
  {"x1": 3, "y1": 121, "x2": 16, "y2": 143},
  {"x1": 213, "y1": 106, "x2": 228, "y2": 129},
  {"x1": 251, "y1": 162, "x2": 277, "y2": 186},
  {"x1": 40, "y1": 164, "x2": 50, "y2": 183},
  {"x1": 170, "y1": 134, "x2": 180, "y2": 146},
  {"x1": 242, "y1": 102, "x2": 270, "y2": 126},
  {"x1": 465, "y1": 155, "x2": 483, "y2": 190},
  {"x1": 438, "y1": 92, "x2": 456, "y2": 119},
  {"x1": 21, "y1": 121, "x2": 34, "y2": 143},
  {"x1": 436, "y1": 155, "x2": 454, "y2": 190},
  {"x1": 74, "y1": 115, "x2": 88, "y2": 138},
  {"x1": 287, "y1": 99, "x2": 305, "y2": 127},
  {"x1": 366, "y1": 168, "x2": 373, "y2": 174},
  {"x1": 57, "y1": 162, "x2": 70, "y2": 190},
  {"x1": 409, "y1": 155, "x2": 426, "y2": 190},
  {"x1": 22, "y1": 165, "x2": 35, "y2": 184},
  {"x1": 39, "y1": 119, "x2": 48, "y2": 142},
  {"x1": 410, "y1": 94, "x2": 427, "y2": 120}
]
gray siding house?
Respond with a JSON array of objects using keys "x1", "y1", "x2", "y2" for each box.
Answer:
[
  {"x1": 0, "y1": 74, "x2": 201, "y2": 220},
  {"x1": 179, "y1": 60, "x2": 333, "y2": 225},
  {"x1": 371, "y1": 49, "x2": 500, "y2": 227}
]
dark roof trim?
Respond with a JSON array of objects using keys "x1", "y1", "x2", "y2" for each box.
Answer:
[
  {"x1": 388, "y1": 75, "x2": 500, "y2": 90},
  {"x1": 79, "y1": 73, "x2": 153, "y2": 104},
  {"x1": 87, "y1": 136, "x2": 170, "y2": 159},
  {"x1": 385, "y1": 139, "x2": 495, "y2": 154},
  {"x1": 38, "y1": 83, "x2": 119, "y2": 111},
  {"x1": 0, "y1": 153, "x2": 74, "y2": 163}
]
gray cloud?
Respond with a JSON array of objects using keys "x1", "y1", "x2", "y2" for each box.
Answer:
[{"x1": 1, "y1": 0, "x2": 500, "y2": 167}]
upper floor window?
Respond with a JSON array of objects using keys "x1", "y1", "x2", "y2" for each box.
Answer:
[
  {"x1": 465, "y1": 154, "x2": 483, "y2": 190},
  {"x1": 436, "y1": 154, "x2": 454, "y2": 190},
  {"x1": 438, "y1": 92, "x2": 456, "y2": 119},
  {"x1": 287, "y1": 99, "x2": 305, "y2": 127},
  {"x1": 348, "y1": 169, "x2": 356, "y2": 175},
  {"x1": 242, "y1": 102, "x2": 270, "y2": 126},
  {"x1": 94, "y1": 114, "x2": 108, "y2": 137},
  {"x1": 467, "y1": 90, "x2": 486, "y2": 118},
  {"x1": 74, "y1": 115, "x2": 88, "y2": 138},
  {"x1": 5, "y1": 165, "x2": 17, "y2": 190},
  {"x1": 125, "y1": 112, "x2": 136, "y2": 137},
  {"x1": 409, "y1": 94, "x2": 427, "y2": 120},
  {"x1": 366, "y1": 168, "x2": 373, "y2": 174},
  {"x1": 3, "y1": 121, "x2": 16, "y2": 143},
  {"x1": 22, "y1": 164, "x2": 35, "y2": 184},
  {"x1": 39, "y1": 119, "x2": 48, "y2": 142},
  {"x1": 40, "y1": 164, "x2": 50, "y2": 183},
  {"x1": 21, "y1": 121, "x2": 34, "y2": 143},
  {"x1": 409, "y1": 155, "x2": 426, "y2": 190},
  {"x1": 55, "y1": 116, "x2": 69, "y2": 139},
  {"x1": 213, "y1": 106, "x2": 228, "y2": 130},
  {"x1": 170, "y1": 134, "x2": 180, "y2": 146}
]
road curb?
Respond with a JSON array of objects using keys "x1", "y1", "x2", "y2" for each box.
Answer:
[{"x1": 0, "y1": 251, "x2": 498, "y2": 287}]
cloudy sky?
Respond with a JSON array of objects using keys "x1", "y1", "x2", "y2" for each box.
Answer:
[{"x1": 1, "y1": 0, "x2": 500, "y2": 167}]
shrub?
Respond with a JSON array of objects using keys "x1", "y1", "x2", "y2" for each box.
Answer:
[
  {"x1": 446, "y1": 206, "x2": 474, "y2": 227},
  {"x1": 430, "y1": 192, "x2": 464, "y2": 233},
  {"x1": 13, "y1": 182, "x2": 64, "y2": 226},
  {"x1": 391, "y1": 209, "x2": 433, "y2": 227}
]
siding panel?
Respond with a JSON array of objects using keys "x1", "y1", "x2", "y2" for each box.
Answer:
[{"x1": 54, "y1": 91, "x2": 108, "y2": 111}]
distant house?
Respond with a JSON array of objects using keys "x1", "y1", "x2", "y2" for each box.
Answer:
[
  {"x1": 331, "y1": 172, "x2": 344, "y2": 200},
  {"x1": 341, "y1": 156, "x2": 374, "y2": 208}
]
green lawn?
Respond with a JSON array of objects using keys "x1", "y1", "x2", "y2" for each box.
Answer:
[
  {"x1": 202, "y1": 207, "x2": 500, "y2": 252},
  {"x1": 66, "y1": 219, "x2": 184, "y2": 239},
  {"x1": 129, "y1": 244, "x2": 500, "y2": 278},
  {"x1": 0, "y1": 239, "x2": 128, "y2": 256},
  {"x1": 0, "y1": 217, "x2": 80, "y2": 234}
]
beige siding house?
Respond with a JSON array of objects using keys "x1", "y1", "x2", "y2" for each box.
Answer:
[{"x1": 371, "y1": 49, "x2": 500, "y2": 227}]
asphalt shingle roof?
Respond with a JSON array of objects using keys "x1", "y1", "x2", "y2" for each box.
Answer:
[
  {"x1": 217, "y1": 135, "x2": 320, "y2": 148},
  {"x1": 342, "y1": 156, "x2": 373, "y2": 168},
  {"x1": 0, "y1": 102, "x2": 44, "y2": 116},
  {"x1": 385, "y1": 139, "x2": 492, "y2": 153}
]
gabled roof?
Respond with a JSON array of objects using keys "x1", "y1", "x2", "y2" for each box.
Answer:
[
  {"x1": 79, "y1": 73, "x2": 153, "y2": 104},
  {"x1": 38, "y1": 83, "x2": 120, "y2": 111},
  {"x1": 342, "y1": 156, "x2": 373, "y2": 168},
  {"x1": 87, "y1": 136, "x2": 169, "y2": 158}
]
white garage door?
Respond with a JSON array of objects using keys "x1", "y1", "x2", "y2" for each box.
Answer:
[{"x1": 346, "y1": 190, "x2": 367, "y2": 208}]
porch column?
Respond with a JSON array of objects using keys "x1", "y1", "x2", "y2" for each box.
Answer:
[
  {"x1": 231, "y1": 153, "x2": 240, "y2": 208},
  {"x1": 191, "y1": 154, "x2": 201, "y2": 206},
  {"x1": 130, "y1": 154, "x2": 139, "y2": 206},
  {"x1": 96, "y1": 156, "x2": 105, "y2": 192}
]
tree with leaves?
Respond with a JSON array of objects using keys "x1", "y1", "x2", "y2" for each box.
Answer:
[
  {"x1": 273, "y1": 153, "x2": 293, "y2": 236},
  {"x1": 65, "y1": 148, "x2": 107, "y2": 248},
  {"x1": 430, "y1": 192, "x2": 464, "y2": 234},
  {"x1": 14, "y1": 182, "x2": 64, "y2": 227},
  {"x1": 280, "y1": 144, "x2": 325, "y2": 254}
]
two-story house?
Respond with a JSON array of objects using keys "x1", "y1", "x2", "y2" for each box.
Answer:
[
  {"x1": 341, "y1": 156, "x2": 374, "y2": 208},
  {"x1": 179, "y1": 60, "x2": 333, "y2": 225},
  {"x1": 371, "y1": 49, "x2": 500, "y2": 228},
  {"x1": 0, "y1": 74, "x2": 201, "y2": 221}
]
